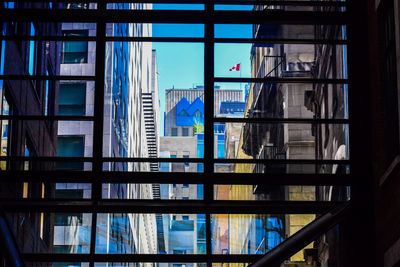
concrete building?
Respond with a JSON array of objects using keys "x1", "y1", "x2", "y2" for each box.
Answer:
[
  {"x1": 164, "y1": 86, "x2": 242, "y2": 136},
  {"x1": 53, "y1": 2, "x2": 159, "y2": 256}
]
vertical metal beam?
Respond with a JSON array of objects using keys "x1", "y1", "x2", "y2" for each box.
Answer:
[
  {"x1": 345, "y1": 0, "x2": 375, "y2": 266},
  {"x1": 90, "y1": 2, "x2": 107, "y2": 266},
  {"x1": 249, "y1": 204, "x2": 351, "y2": 267},
  {"x1": 204, "y1": 1, "x2": 215, "y2": 265},
  {"x1": 0, "y1": 209, "x2": 25, "y2": 267}
]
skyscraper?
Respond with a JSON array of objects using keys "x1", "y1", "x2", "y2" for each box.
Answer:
[{"x1": 55, "y1": 2, "x2": 159, "y2": 256}]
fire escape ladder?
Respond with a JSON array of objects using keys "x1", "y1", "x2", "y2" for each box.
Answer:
[
  {"x1": 249, "y1": 203, "x2": 351, "y2": 267},
  {"x1": 0, "y1": 208, "x2": 25, "y2": 267}
]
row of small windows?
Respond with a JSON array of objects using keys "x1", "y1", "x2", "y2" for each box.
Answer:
[{"x1": 171, "y1": 127, "x2": 189, "y2": 136}]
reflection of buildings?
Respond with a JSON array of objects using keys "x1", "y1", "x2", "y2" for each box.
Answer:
[
  {"x1": 220, "y1": 14, "x2": 349, "y2": 266},
  {"x1": 0, "y1": 2, "x2": 60, "y2": 254},
  {"x1": 160, "y1": 86, "x2": 243, "y2": 260},
  {"x1": 54, "y1": 3, "x2": 159, "y2": 256}
]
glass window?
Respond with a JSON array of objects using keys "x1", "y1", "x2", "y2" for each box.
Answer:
[
  {"x1": 59, "y1": 83, "x2": 86, "y2": 115},
  {"x1": 57, "y1": 136, "x2": 85, "y2": 170},
  {"x1": 61, "y1": 30, "x2": 89, "y2": 64},
  {"x1": 182, "y1": 127, "x2": 189, "y2": 136},
  {"x1": 62, "y1": 3, "x2": 89, "y2": 9},
  {"x1": 28, "y1": 23, "x2": 36, "y2": 76},
  {"x1": 171, "y1": 127, "x2": 178, "y2": 136}
]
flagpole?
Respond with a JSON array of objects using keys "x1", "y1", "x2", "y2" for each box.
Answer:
[{"x1": 240, "y1": 62, "x2": 242, "y2": 91}]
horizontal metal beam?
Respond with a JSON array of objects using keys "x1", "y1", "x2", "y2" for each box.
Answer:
[
  {"x1": 213, "y1": 0, "x2": 347, "y2": 6},
  {"x1": 0, "y1": 74, "x2": 95, "y2": 80},
  {"x1": 0, "y1": 115, "x2": 94, "y2": 121},
  {"x1": 1, "y1": 10, "x2": 349, "y2": 24},
  {"x1": 21, "y1": 253, "x2": 261, "y2": 263},
  {"x1": 0, "y1": 116, "x2": 348, "y2": 123},
  {"x1": 0, "y1": 156, "x2": 349, "y2": 164},
  {"x1": 0, "y1": 0, "x2": 347, "y2": 6},
  {"x1": 0, "y1": 35, "x2": 348, "y2": 45},
  {"x1": 250, "y1": 203, "x2": 351, "y2": 267},
  {"x1": 0, "y1": 171, "x2": 351, "y2": 185},
  {"x1": 0, "y1": 199, "x2": 343, "y2": 213},
  {"x1": 213, "y1": 77, "x2": 348, "y2": 84},
  {"x1": 213, "y1": 117, "x2": 349, "y2": 124}
]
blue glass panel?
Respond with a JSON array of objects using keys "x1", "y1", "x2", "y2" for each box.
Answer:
[
  {"x1": 57, "y1": 136, "x2": 84, "y2": 170},
  {"x1": 59, "y1": 83, "x2": 86, "y2": 115},
  {"x1": 28, "y1": 23, "x2": 35, "y2": 75}
]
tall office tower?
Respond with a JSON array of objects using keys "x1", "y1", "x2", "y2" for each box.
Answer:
[
  {"x1": 55, "y1": 3, "x2": 158, "y2": 256},
  {"x1": 0, "y1": 1, "x2": 60, "y2": 254}
]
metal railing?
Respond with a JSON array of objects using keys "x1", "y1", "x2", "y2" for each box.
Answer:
[
  {"x1": 0, "y1": 209, "x2": 25, "y2": 267},
  {"x1": 249, "y1": 202, "x2": 351, "y2": 267}
]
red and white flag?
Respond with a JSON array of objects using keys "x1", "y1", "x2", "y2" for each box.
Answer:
[{"x1": 229, "y1": 63, "x2": 241, "y2": 71}]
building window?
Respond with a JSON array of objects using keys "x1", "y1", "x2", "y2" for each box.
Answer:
[
  {"x1": 182, "y1": 215, "x2": 189, "y2": 220},
  {"x1": 171, "y1": 127, "x2": 178, "y2": 136},
  {"x1": 57, "y1": 136, "x2": 85, "y2": 170},
  {"x1": 173, "y1": 250, "x2": 186, "y2": 254},
  {"x1": 58, "y1": 83, "x2": 86, "y2": 115},
  {"x1": 28, "y1": 23, "x2": 37, "y2": 76},
  {"x1": 182, "y1": 127, "x2": 189, "y2": 136},
  {"x1": 61, "y1": 30, "x2": 88, "y2": 64},
  {"x1": 0, "y1": 92, "x2": 10, "y2": 171},
  {"x1": 62, "y1": 3, "x2": 89, "y2": 9},
  {"x1": 183, "y1": 155, "x2": 189, "y2": 167}
]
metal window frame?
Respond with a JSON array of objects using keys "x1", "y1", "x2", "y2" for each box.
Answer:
[{"x1": 0, "y1": 0, "x2": 370, "y2": 266}]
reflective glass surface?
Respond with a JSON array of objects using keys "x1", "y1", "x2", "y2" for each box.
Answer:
[{"x1": 0, "y1": 1, "x2": 350, "y2": 267}]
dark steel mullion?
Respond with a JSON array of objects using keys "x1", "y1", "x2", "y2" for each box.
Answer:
[
  {"x1": 0, "y1": 0, "x2": 346, "y2": 6},
  {"x1": 0, "y1": 74, "x2": 95, "y2": 80},
  {"x1": 0, "y1": 155, "x2": 348, "y2": 164},
  {"x1": 90, "y1": 3, "x2": 107, "y2": 266},
  {"x1": 204, "y1": 2, "x2": 214, "y2": 265},
  {"x1": 212, "y1": 0, "x2": 347, "y2": 6},
  {"x1": 0, "y1": 200, "x2": 342, "y2": 214},
  {"x1": 0, "y1": 35, "x2": 98, "y2": 41},
  {"x1": 2, "y1": 10, "x2": 348, "y2": 24},
  {"x1": 213, "y1": 117, "x2": 349, "y2": 124},
  {"x1": 106, "y1": 36, "x2": 205, "y2": 42},
  {"x1": 0, "y1": 36, "x2": 348, "y2": 45},
  {"x1": 343, "y1": 0, "x2": 374, "y2": 265},
  {"x1": 214, "y1": 77, "x2": 348, "y2": 84},
  {"x1": 21, "y1": 253, "x2": 262, "y2": 263},
  {"x1": 0, "y1": 115, "x2": 94, "y2": 121},
  {"x1": 215, "y1": 38, "x2": 347, "y2": 45},
  {"x1": 0, "y1": 172, "x2": 351, "y2": 186}
]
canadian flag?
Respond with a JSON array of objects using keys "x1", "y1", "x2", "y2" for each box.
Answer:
[{"x1": 229, "y1": 63, "x2": 241, "y2": 71}]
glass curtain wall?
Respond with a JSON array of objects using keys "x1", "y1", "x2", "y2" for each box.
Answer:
[{"x1": 0, "y1": 1, "x2": 351, "y2": 267}]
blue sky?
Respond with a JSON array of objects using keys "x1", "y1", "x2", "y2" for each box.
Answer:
[{"x1": 152, "y1": 4, "x2": 254, "y2": 134}]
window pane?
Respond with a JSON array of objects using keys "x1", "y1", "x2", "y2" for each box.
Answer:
[
  {"x1": 101, "y1": 184, "x2": 203, "y2": 200},
  {"x1": 96, "y1": 213, "x2": 206, "y2": 254},
  {"x1": 59, "y1": 83, "x2": 86, "y2": 115},
  {"x1": 212, "y1": 214, "x2": 316, "y2": 254},
  {"x1": 7, "y1": 212, "x2": 92, "y2": 254}
]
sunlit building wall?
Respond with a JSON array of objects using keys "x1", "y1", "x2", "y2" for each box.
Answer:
[
  {"x1": 233, "y1": 22, "x2": 320, "y2": 262},
  {"x1": 55, "y1": 2, "x2": 158, "y2": 256}
]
